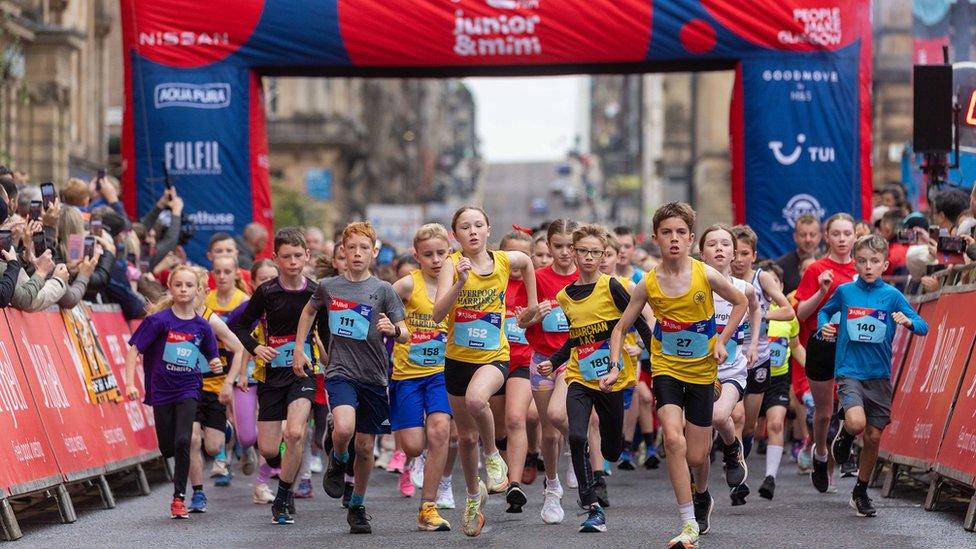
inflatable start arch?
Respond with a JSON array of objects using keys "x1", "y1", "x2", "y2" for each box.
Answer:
[{"x1": 120, "y1": 0, "x2": 871, "y2": 260}]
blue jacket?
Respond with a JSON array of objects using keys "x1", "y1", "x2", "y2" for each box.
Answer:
[{"x1": 817, "y1": 278, "x2": 928, "y2": 380}]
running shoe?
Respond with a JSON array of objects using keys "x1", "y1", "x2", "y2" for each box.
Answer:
[
  {"x1": 617, "y1": 449, "x2": 636, "y2": 471},
  {"x1": 578, "y1": 503, "x2": 607, "y2": 533},
  {"x1": 722, "y1": 438, "x2": 748, "y2": 487},
  {"x1": 347, "y1": 505, "x2": 372, "y2": 534},
  {"x1": 170, "y1": 496, "x2": 189, "y2": 519},
  {"x1": 811, "y1": 447, "x2": 829, "y2": 493},
  {"x1": 831, "y1": 424, "x2": 855, "y2": 465},
  {"x1": 850, "y1": 491, "x2": 877, "y2": 517},
  {"x1": 759, "y1": 475, "x2": 776, "y2": 500},
  {"x1": 667, "y1": 521, "x2": 700, "y2": 549},
  {"x1": 309, "y1": 454, "x2": 323, "y2": 475},
  {"x1": 522, "y1": 453, "x2": 539, "y2": 485},
  {"x1": 541, "y1": 478, "x2": 565, "y2": 524},
  {"x1": 485, "y1": 452, "x2": 509, "y2": 494},
  {"x1": 730, "y1": 483, "x2": 750, "y2": 506},
  {"x1": 436, "y1": 477, "x2": 455, "y2": 509},
  {"x1": 387, "y1": 450, "x2": 407, "y2": 473},
  {"x1": 692, "y1": 490, "x2": 713, "y2": 535},
  {"x1": 417, "y1": 501, "x2": 451, "y2": 531},
  {"x1": 505, "y1": 482, "x2": 526, "y2": 513},
  {"x1": 566, "y1": 461, "x2": 578, "y2": 489},
  {"x1": 210, "y1": 459, "x2": 229, "y2": 478},
  {"x1": 461, "y1": 480, "x2": 488, "y2": 537},
  {"x1": 253, "y1": 483, "x2": 275, "y2": 504},
  {"x1": 323, "y1": 453, "x2": 346, "y2": 498},
  {"x1": 241, "y1": 446, "x2": 257, "y2": 476},
  {"x1": 271, "y1": 499, "x2": 294, "y2": 525},
  {"x1": 411, "y1": 453, "x2": 426, "y2": 488},
  {"x1": 341, "y1": 482, "x2": 354, "y2": 509},
  {"x1": 643, "y1": 446, "x2": 661, "y2": 470},
  {"x1": 399, "y1": 468, "x2": 415, "y2": 497},
  {"x1": 294, "y1": 478, "x2": 313, "y2": 499},
  {"x1": 593, "y1": 471, "x2": 610, "y2": 508},
  {"x1": 188, "y1": 489, "x2": 207, "y2": 513}
]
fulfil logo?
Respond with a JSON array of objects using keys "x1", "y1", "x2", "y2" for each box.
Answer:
[{"x1": 154, "y1": 83, "x2": 231, "y2": 109}]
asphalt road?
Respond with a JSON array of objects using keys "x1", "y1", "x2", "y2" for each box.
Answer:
[{"x1": 13, "y1": 449, "x2": 969, "y2": 548}]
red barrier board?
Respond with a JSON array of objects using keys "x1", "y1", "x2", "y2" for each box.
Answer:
[
  {"x1": 88, "y1": 306, "x2": 159, "y2": 457},
  {"x1": 5, "y1": 309, "x2": 113, "y2": 481},
  {"x1": 933, "y1": 347, "x2": 976, "y2": 487},
  {"x1": 0, "y1": 311, "x2": 62, "y2": 496},
  {"x1": 881, "y1": 293, "x2": 976, "y2": 468}
]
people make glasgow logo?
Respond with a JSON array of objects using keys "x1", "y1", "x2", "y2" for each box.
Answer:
[
  {"x1": 781, "y1": 193, "x2": 826, "y2": 229},
  {"x1": 154, "y1": 83, "x2": 231, "y2": 109}
]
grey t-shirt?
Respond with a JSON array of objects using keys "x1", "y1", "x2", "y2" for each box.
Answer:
[{"x1": 310, "y1": 275, "x2": 405, "y2": 387}]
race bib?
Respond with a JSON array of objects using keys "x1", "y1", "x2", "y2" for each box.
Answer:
[
  {"x1": 577, "y1": 339, "x2": 611, "y2": 381},
  {"x1": 505, "y1": 315, "x2": 528, "y2": 345},
  {"x1": 657, "y1": 318, "x2": 714, "y2": 359},
  {"x1": 541, "y1": 304, "x2": 569, "y2": 333},
  {"x1": 268, "y1": 334, "x2": 313, "y2": 369},
  {"x1": 328, "y1": 298, "x2": 374, "y2": 341},
  {"x1": 846, "y1": 307, "x2": 887, "y2": 344},
  {"x1": 769, "y1": 337, "x2": 789, "y2": 368},
  {"x1": 454, "y1": 309, "x2": 502, "y2": 350},
  {"x1": 408, "y1": 331, "x2": 447, "y2": 367},
  {"x1": 163, "y1": 330, "x2": 201, "y2": 370}
]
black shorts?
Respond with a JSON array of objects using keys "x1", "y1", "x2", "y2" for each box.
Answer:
[
  {"x1": 194, "y1": 391, "x2": 227, "y2": 431},
  {"x1": 651, "y1": 375, "x2": 714, "y2": 428},
  {"x1": 746, "y1": 359, "x2": 772, "y2": 395},
  {"x1": 805, "y1": 332, "x2": 837, "y2": 382},
  {"x1": 444, "y1": 358, "x2": 508, "y2": 397},
  {"x1": 257, "y1": 376, "x2": 316, "y2": 422},
  {"x1": 760, "y1": 374, "x2": 791, "y2": 416}
]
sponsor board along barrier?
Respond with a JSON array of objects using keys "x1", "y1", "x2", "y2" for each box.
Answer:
[{"x1": 0, "y1": 305, "x2": 159, "y2": 541}]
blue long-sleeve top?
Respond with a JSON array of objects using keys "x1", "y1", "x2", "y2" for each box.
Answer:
[{"x1": 817, "y1": 278, "x2": 928, "y2": 381}]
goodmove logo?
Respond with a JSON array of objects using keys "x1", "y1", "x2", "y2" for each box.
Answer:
[
  {"x1": 781, "y1": 194, "x2": 825, "y2": 228},
  {"x1": 154, "y1": 83, "x2": 230, "y2": 109}
]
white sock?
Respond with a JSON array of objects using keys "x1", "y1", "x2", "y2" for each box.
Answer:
[
  {"x1": 678, "y1": 501, "x2": 695, "y2": 524},
  {"x1": 765, "y1": 445, "x2": 784, "y2": 478}
]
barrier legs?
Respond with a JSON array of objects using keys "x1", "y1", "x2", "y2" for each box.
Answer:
[{"x1": 0, "y1": 498, "x2": 22, "y2": 541}]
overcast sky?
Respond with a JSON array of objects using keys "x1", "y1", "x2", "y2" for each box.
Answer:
[{"x1": 465, "y1": 76, "x2": 584, "y2": 163}]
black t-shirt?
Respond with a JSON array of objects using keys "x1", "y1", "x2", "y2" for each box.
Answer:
[
  {"x1": 549, "y1": 277, "x2": 653, "y2": 367},
  {"x1": 230, "y1": 276, "x2": 327, "y2": 388}
]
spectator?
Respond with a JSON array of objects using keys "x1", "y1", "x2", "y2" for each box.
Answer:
[
  {"x1": 236, "y1": 222, "x2": 268, "y2": 269},
  {"x1": 931, "y1": 188, "x2": 970, "y2": 235},
  {"x1": 776, "y1": 214, "x2": 822, "y2": 293}
]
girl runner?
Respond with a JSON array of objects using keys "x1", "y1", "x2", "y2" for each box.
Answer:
[
  {"x1": 537, "y1": 224, "x2": 653, "y2": 533},
  {"x1": 523, "y1": 219, "x2": 579, "y2": 523},
  {"x1": 124, "y1": 264, "x2": 221, "y2": 519},
  {"x1": 795, "y1": 213, "x2": 856, "y2": 494},
  {"x1": 432, "y1": 206, "x2": 538, "y2": 537}
]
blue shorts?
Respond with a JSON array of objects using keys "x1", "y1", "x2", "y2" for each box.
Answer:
[
  {"x1": 622, "y1": 387, "x2": 635, "y2": 410},
  {"x1": 326, "y1": 376, "x2": 391, "y2": 435},
  {"x1": 389, "y1": 372, "x2": 453, "y2": 431}
]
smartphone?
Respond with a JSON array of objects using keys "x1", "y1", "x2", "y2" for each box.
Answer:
[
  {"x1": 0, "y1": 230, "x2": 11, "y2": 252},
  {"x1": 83, "y1": 236, "x2": 96, "y2": 259},
  {"x1": 40, "y1": 182, "x2": 56, "y2": 210},
  {"x1": 96, "y1": 169, "x2": 105, "y2": 192},
  {"x1": 29, "y1": 200, "x2": 42, "y2": 221},
  {"x1": 90, "y1": 215, "x2": 103, "y2": 237},
  {"x1": 32, "y1": 233, "x2": 45, "y2": 257},
  {"x1": 67, "y1": 234, "x2": 84, "y2": 262}
]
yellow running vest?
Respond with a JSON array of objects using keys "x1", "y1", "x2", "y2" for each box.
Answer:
[
  {"x1": 645, "y1": 259, "x2": 718, "y2": 384},
  {"x1": 557, "y1": 274, "x2": 636, "y2": 392},
  {"x1": 393, "y1": 270, "x2": 448, "y2": 380},
  {"x1": 446, "y1": 250, "x2": 511, "y2": 364}
]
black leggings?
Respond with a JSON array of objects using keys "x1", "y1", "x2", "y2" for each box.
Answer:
[
  {"x1": 566, "y1": 383, "x2": 624, "y2": 506},
  {"x1": 154, "y1": 398, "x2": 198, "y2": 498}
]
